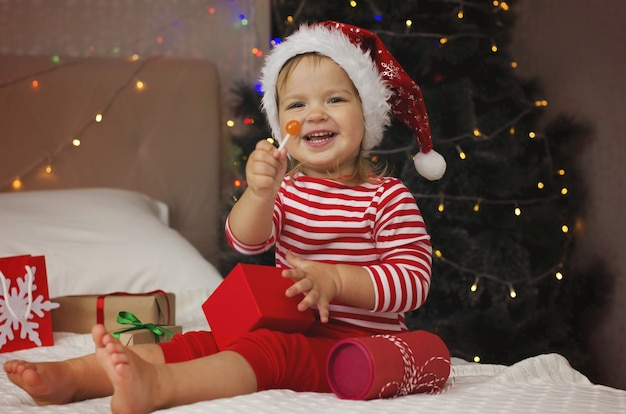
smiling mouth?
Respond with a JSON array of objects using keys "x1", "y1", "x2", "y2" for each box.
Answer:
[{"x1": 304, "y1": 131, "x2": 336, "y2": 144}]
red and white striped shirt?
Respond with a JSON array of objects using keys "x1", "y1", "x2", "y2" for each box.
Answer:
[{"x1": 226, "y1": 174, "x2": 432, "y2": 332}]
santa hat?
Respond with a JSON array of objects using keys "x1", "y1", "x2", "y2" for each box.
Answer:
[{"x1": 260, "y1": 21, "x2": 446, "y2": 180}]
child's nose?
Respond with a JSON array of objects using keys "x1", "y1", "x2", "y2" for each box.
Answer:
[{"x1": 305, "y1": 104, "x2": 328, "y2": 122}]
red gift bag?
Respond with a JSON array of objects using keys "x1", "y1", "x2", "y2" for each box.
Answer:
[{"x1": 0, "y1": 255, "x2": 59, "y2": 353}]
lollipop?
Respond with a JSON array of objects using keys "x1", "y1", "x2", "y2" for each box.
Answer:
[{"x1": 277, "y1": 120, "x2": 301, "y2": 151}]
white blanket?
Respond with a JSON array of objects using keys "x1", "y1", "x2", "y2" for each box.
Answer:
[{"x1": 2, "y1": 330, "x2": 625, "y2": 413}]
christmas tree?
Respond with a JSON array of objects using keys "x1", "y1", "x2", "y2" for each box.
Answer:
[{"x1": 223, "y1": 0, "x2": 606, "y2": 373}]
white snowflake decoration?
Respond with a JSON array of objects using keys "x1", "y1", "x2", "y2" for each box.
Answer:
[{"x1": 0, "y1": 265, "x2": 59, "y2": 349}]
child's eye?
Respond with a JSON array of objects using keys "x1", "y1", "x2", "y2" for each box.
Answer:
[
  {"x1": 329, "y1": 97, "x2": 345, "y2": 104},
  {"x1": 286, "y1": 102, "x2": 304, "y2": 109}
]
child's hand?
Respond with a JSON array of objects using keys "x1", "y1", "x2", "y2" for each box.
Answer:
[
  {"x1": 245, "y1": 139, "x2": 288, "y2": 200},
  {"x1": 282, "y1": 251, "x2": 343, "y2": 323}
]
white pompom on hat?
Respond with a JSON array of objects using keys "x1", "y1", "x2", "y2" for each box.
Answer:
[{"x1": 260, "y1": 20, "x2": 446, "y2": 180}]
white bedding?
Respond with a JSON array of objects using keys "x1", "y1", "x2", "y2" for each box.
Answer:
[{"x1": 2, "y1": 324, "x2": 625, "y2": 413}]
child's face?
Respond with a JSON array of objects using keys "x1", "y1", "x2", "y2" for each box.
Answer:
[{"x1": 277, "y1": 55, "x2": 365, "y2": 179}]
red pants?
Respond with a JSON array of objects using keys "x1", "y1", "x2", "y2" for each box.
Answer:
[{"x1": 158, "y1": 322, "x2": 377, "y2": 393}]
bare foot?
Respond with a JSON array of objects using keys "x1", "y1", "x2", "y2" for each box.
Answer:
[
  {"x1": 3, "y1": 359, "x2": 75, "y2": 405},
  {"x1": 93, "y1": 324, "x2": 161, "y2": 414}
]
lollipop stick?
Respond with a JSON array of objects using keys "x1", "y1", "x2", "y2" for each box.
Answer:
[{"x1": 277, "y1": 134, "x2": 292, "y2": 151}]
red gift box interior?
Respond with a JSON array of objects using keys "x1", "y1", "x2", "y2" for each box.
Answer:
[{"x1": 202, "y1": 263, "x2": 315, "y2": 349}]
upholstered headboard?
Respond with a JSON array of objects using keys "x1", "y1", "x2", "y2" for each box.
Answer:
[{"x1": 0, "y1": 55, "x2": 225, "y2": 267}]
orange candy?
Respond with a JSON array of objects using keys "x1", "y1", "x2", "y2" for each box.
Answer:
[{"x1": 285, "y1": 120, "x2": 301, "y2": 136}]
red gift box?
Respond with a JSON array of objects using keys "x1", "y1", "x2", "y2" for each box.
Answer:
[
  {"x1": 202, "y1": 263, "x2": 315, "y2": 349},
  {"x1": 0, "y1": 255, "x2": 59, "y2": 353},
  {"x1": 326, "y1": 330, "x2": 451, "y2": 400}
]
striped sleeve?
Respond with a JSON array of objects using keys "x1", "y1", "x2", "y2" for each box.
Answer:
[
  {"x1": 365, "y1": 181, "x2": 432, "y2": 314},
  {"x1": 224, "y1": 213, "x2": 278, "y2": 255}
]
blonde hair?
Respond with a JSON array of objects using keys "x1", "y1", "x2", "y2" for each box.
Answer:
[{"x1": 275, "y1": 53, "x2": 386, "y2": 184}]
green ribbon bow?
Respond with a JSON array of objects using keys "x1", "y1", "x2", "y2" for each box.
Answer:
[{"x1": 112, "y1": 311, "x2": 174, "y2": 343}]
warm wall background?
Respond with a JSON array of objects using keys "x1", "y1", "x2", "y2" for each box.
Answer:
[
  {"x1": 0, "y1": 0, "x2": 270, "y2": 108},
  {"x1": 511, "y1": 0, "x2": 626, "y2": 389}
]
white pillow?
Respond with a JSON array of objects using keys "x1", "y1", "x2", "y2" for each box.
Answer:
[{"x1": 0, "y1": 188, "x2": 222, "y2": 326}]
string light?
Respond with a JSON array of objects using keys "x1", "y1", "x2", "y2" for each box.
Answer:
[
  {"x1": 11, "y1": 177, "x2": 22, "y2": 190},
  {"x1": 534, "y1": 99, "x2": 548, "y2": 107},
  {"x1": 438, "y1": 197, "x2": 445, "y2": 213},
  {"x1": 470, "y1": 277, "x2": 480, "y2": 292},
  {"x1": 473, "y1": 128, "x2": 481, "y2": 137},
  {"x1": 428, "y1": 203, "x2": 573, "y2": 299},
  {"x1": 439, "y1": 37, "x2": 448, "y2": 45},
  {"x1": 537, "y1": 181, "x2": 545, "y2": 190},
  {"x1": 491, "y1": 39, "x2": 498, "y2": 53},
  {"x1": 4, "y1": 57, "x2": 151, "y2": 191},
  {"x1": 349, "y1": 0, "x2": 357, "y2": 7},
  {"x1": 473, "y1": 355, "x2": 481, "y2": 363},
  {"x1": 457, "y1": 8, "x2": 464, "y2": 19},
  {"x1": 410, "y1": 185, "x2": 574, "y2": 300},
  {"x1": 561, "y1": 187, "x2": 568, "y2": 195},
  {"x1": 511, "y1": 61, "x2": 518, "y2": 68},
  {"x1": 3, "y1": 6, "x2": 247, "y2": 192},
  {"x1": 456, "y1": 145, "x2": 467, "y2": 160},
  {"x1": 558, "y1": 169, "x2": 566, "y2": 176}
]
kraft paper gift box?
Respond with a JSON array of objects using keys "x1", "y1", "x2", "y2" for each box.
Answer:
[
  {"x1": 50, "y1": 291, "x2": 175, "y2": 334},
  {"x1": 326, "y1": 330, "x2": 451, "y2": 400},
  {"x1": 202, "y1": 263, "x2": 315, "y2": 349},
  {"x1": 0, "y1": 254, "x2": 59, "y2": 353},
  {"x1": 116, "y1": 325, "x2": 183, "y2": 346}
]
